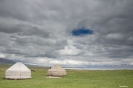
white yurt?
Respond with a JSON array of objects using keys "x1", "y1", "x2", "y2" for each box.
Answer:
[
  {"x1": 5, "y1": 62, "x2": 31, "y2": 79},
  {"x1": 47, "y1": 64, "x2": 66, "y2": 77}
]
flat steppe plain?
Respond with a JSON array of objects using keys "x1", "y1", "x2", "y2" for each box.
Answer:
[{"x1": 0, "y1": 64, "x2": 133, "y2": 88}]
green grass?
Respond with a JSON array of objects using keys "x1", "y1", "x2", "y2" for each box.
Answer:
[{"x1": 0, "y1": 65, "x2": 133, "y2": 88}]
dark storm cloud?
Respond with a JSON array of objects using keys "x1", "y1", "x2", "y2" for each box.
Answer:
[
  {"x1": 16, "y1": 24, "x2": 50, "y2": 38},
  {"x1": 0, "y1": 23, "x2": 50, "y2": 38},
  {"x1": 0, "y1": 0, "x2": 133, "y2": 66},
  {"x1": 0, "y1": 0, "x2": 34, "y2": 21},
  {"x1": 0, "y1": 23, "x2": 22, "y2": 33}
]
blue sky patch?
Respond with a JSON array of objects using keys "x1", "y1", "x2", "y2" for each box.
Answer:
[{"x1": 72, "y1": 28, "x2": 93, "y2": 36}]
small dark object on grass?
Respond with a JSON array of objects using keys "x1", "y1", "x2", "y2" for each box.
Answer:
[{"x1": 31, "y1": 70, "x2": 35, "y2": 72}]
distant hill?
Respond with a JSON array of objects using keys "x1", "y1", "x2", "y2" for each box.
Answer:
[{"x1": 0, "y1": 58, "x2": 15, "y2": 65}]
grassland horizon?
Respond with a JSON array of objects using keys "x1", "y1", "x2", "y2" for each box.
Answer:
[{"x1": 0, "y1": 64, "x2": 133, "y2": 88}]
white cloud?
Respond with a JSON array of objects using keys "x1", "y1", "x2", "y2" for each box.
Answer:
[
  {"x1": 58, "y1": 45, "x2": 81, "y2": 55},
  {"x1": 106, "y1": 33, "x2": 123, "y2": 40},
  {"x1": 0, "y1": 53, "x2": 5, "y2": 58}
]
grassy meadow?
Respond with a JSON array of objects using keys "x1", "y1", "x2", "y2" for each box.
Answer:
[{"x1": 0, "y1": 64, "x2": 133, "y2": 88}]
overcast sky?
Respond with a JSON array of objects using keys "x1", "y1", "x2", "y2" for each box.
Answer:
[{"x1": 0, "y1": 0, "x2": 133, "y2": 66}]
